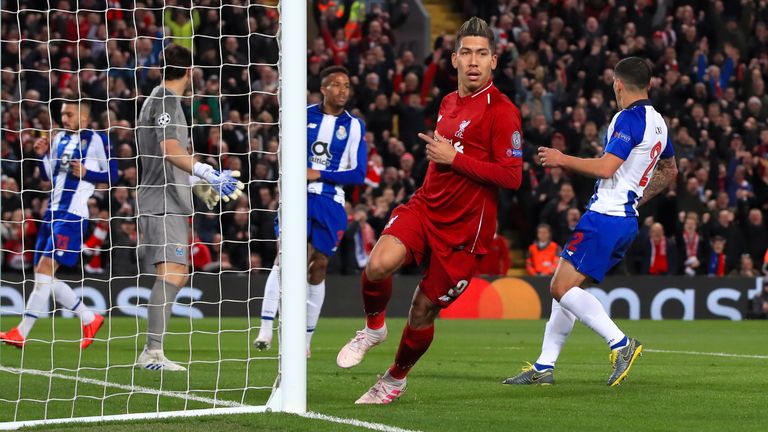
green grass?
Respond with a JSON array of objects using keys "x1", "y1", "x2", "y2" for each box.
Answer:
[{"x1": 1, "y1": 318, "x2": 766, "y2": 431}]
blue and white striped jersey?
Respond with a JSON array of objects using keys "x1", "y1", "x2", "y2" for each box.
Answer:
[
  {"x1": 306, "y1": 104, "x2": 367, "y2": 204},
  {"x1": 587, "y1": 99, "x2": 675, "y2": 217},
  {"x1": 40, "y1": 130, "x2": 118, "y2": 218}
]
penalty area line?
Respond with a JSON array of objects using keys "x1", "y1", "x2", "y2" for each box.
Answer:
[
  {"x1": 0, "y1": 365, "x2": 246, "y2": 408},
  {"x1": 645, "y1": 348, "x2": 768, "y2": 360},
  {"x1": 298, "y1": 412, "x2": 422, "y2": 432}
]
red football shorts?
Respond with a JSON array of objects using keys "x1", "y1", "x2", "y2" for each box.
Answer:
[{"x1": 382, "y1": 202, "x2": 481, "y2": 308}]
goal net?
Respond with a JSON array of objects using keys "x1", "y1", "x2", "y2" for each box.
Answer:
[{"x1": 0, "y1": 0, "x2": 306, "y2": 428}]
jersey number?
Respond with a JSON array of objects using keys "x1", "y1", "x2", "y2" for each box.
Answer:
[
  {"x1": 638, "y1": 141, "x2": 662, "y2": 187},
  {"x1": 446, "y1": 280, "x2": 469, "y2": 299},
  {"x1": 567, "y1": 232, "x2": 584, "y2": 252}
]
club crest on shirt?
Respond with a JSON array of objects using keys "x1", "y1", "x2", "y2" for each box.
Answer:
[
  {"x1": 455, "y1": 119, "x2": 471, "y2": 139},
  {"x1": 335, "y1": 125, "x2": 347, "y2": 140}
]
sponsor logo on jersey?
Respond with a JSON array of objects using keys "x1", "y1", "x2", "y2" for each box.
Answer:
[
  {"x1": 453, "y1": 141, "x2": 465, "y2": 154},
  {"x1": 157, "y1": 112, "x2": 171, "y2": 126},
  {"x1": 309, "y1": 141, "x2": 332, "y2": 167},
  {"x1": 655, "y1": 126, "x2": 662, "y2": 134},
  {"x1": 455, "y1": 119, "x2": 471, "y2": 139},
  {"x1": 335, "y1": 125, "x2": 347, "y2": 140},
  {"x1": 613, "y1": 130, "x2": 632, "y2": 143}
]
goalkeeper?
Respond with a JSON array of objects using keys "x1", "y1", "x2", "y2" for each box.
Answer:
[{"x1": 134, "y1": 44, "x2": 243, "y2": 371}]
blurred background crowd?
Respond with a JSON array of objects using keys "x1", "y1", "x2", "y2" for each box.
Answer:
[{"x1": 0, "y1": 0, "x2": 767, "y2": 313}]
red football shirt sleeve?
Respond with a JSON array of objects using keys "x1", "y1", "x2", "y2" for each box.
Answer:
[{"x1": 451, "y1": 101, "x2": 523, "y2": 190}]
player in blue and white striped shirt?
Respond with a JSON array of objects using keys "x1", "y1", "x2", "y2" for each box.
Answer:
[
  {"x1": 255, "y1": 66, "x2": 367, "y2": 355},
  {"x1": 0, "y1": 99, "x2": 118, "y2": 350},
  {"x1": 506, "y1": 57, "x2": 679, "y2": 387}
]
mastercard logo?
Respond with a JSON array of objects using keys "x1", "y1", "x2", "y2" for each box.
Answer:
[{"x1": 440, "y1": 277, "x2": 542, "y2": 319}]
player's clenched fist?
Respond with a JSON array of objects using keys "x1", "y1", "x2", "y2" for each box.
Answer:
[
  {"x1": 33, "y1": 136, "x2": 49, "y2": 157},
  {"x1": 537, "y1": 146, "x2": 565, "y2": 168},
  {"x1": 419, "y1": 131, "x2": 457, "y2": 165}
]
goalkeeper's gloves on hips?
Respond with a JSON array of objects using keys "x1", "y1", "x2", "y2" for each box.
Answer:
[
  {"x1": 193, "y1": 162, "x2": 245, "y2": 202},
  {"x1": 190, "y1": 177, "x2": 220, "y2": 210}
]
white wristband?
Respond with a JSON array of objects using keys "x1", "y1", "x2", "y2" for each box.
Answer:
[{"x1": 193, "y1": 162, "x2": 214, "y2": 179}]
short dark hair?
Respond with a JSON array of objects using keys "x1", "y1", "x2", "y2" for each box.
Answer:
[
  {"x1": 163, "y1": 44, "x2": 192, "y2": 81},
  {"x1": 320, "y1": 65, "x2": 350, "y2": 85},
  {"x1": 62, "y1": 98, "x2": 91, "y2": 113},
  {"x1": 614, "y1": 57, "x2": 652, "y2": 91},
  {"x1": 456, "y1": 17, "x2": 495, "y2": 52}
]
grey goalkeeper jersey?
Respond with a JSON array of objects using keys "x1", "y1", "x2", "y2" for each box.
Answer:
[{"x1": 136, "y1": 85, "x2": 193, "y2": 215}]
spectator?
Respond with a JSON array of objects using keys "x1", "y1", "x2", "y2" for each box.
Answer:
[
  {"x1": 477, "y1": 229, "x2": 511, "y2": 276},
  {"x1": 525, "y1": 224, "x2": 560, "y2": 277},
  {"x1": 747, "y1": 281, "x2": 768, "y2": 319},
  {"x1": 541, "y1": 182, "x2": 578, "y2": 241},
  {"x1": 676, "y1": 212, "x2": 706, "y2": 276},
  {"x1": 732, "y1": 254, "x2": 758, "y2": 277},
  {"x1": 631, "y1": 223, "x2": 678, "y2": 275},
  {"x1": 705, "y1": 235, "x2": 731, "y2": 277},
  {"x1": 338, "y1": 204, "x2": 375, "y2": 274}
]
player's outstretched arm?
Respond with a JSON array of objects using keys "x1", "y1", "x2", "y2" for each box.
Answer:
[
  {"x1": 162, "y1": 138, "x2": 244, "y2": 201},
  {"x1": 538, "y1": 147, "x2": 624, "y2": 179},
  {"x1": 637, "y1": 158, "x2": 678, "y2": 207}
]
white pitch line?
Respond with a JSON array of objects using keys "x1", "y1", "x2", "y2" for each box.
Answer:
[
  {"x1": 646, "y1": 349, "x2": 768, "y2": 360},
  {"x1": 0, "y1": 366, "x2": 246, "y2": 408},
  {"x1": 298, "y1": 412, "x2": 422, "y2": 432},
  {"x1": 0, "y1": 368, "x2": 419, "y2": 432}
]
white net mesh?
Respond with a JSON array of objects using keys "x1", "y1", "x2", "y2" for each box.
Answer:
[{"x1": 0, "y1": 0, "x2": 284, "y2": 426}]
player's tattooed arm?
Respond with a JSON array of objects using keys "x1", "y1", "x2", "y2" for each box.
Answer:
[{"x1": 638, "y1": 158, "x2": 678, "y2": 207}]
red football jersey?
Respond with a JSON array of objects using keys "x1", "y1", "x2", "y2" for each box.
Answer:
[{"x1": 409, "y1": 82, "x2": 523, "y2": 254}]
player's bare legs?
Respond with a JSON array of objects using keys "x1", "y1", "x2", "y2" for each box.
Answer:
[
  {"x1": 1, "y1": 257, "x2": 102, "y2": 349},
  {"x1": 336, "y1": 235, "x2": 406, "y2": 369},
  {"x1": 137, "y1": 261, "x2": 189, "y2": 371},
  {"x1": 550, "y1": 260, "x2": 641, "y2": 386}
]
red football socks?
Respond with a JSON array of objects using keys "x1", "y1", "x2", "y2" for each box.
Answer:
[
  {"x1": 362, "y1": 271, "x2": 392, "y2": 330},
  {"x1": 388, "y1": 324, "x2": 435, "y2": 380}
]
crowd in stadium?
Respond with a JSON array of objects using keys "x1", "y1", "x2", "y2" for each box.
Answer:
[{"x1": 0, "y1": 0, "x2": 767, "y2": 288}]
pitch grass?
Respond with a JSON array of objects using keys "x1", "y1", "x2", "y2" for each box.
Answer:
[{"x1": 0, "y1": 318, "x2": 765, "y2": 431}]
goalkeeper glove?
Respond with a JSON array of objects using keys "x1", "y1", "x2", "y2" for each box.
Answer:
[
  {"x1": 193, "y1": 162, "x2": 245, "y2": 202},
  {"x1": 190, "y1": 177, "x2": 220, "y2": 210}
]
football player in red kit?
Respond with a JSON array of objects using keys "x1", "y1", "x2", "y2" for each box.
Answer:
[{"x1": 336, "y1": 17, "x2": 523, "y2": 404}]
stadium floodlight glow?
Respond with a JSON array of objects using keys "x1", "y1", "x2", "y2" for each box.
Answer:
[{"x1": 0, "y1": 0, "x2": 306, "y2": 428}]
